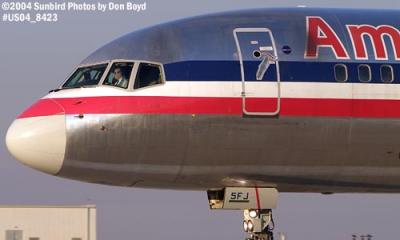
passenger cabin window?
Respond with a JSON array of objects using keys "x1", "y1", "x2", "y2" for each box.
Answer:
[
  {"x1": 62, "y1": 63, "x2": 108, "y2": 89},
  {"x1": 358, "y1": 64, "x2": 372, "y2": 82},
  {"x1": 134, "y1": 63, "x2": 163, "y2": 89},
  {"x1": 381, "y1": 65, "x2": 394, "y2": 83},
  {"x1": 334, "y1": 64, "x2": 348, "y2": 82},
  {"x1": 103, "y1": 62, "x2": 134, "y2": 89}
]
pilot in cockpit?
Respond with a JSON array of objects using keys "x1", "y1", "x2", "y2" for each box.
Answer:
[
  {"x1": 82, "y1": 71, "x2": 92, "y2": 84},
  {"x1": 112, "y1": 67, "x2": 128, "y2": 88}
]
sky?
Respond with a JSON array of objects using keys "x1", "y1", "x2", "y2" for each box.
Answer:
[{"x1": 1, "y1": 0, "x2": 400, "y2": 240}]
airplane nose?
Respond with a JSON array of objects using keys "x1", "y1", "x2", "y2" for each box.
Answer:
[{"x1": 5, "y1": 115, "x2": 66, "y2": 175}]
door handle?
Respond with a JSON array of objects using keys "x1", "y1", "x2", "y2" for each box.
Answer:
[{"x1": 256, "y1": 53, "x2": 277, "y2": 80}]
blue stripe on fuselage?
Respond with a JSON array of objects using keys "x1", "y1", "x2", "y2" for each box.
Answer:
[{"x1": 164, "y1": 61, "x2": 399, "y2": 83}]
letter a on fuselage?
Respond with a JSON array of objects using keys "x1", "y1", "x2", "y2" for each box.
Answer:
[{"x1": 305, "y1": 16, "x2": 349, "y2": 59}]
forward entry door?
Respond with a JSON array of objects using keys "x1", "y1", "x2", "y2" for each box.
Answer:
[{"x1": 233, "y1": 28, "x2": 280, "y2": 116}]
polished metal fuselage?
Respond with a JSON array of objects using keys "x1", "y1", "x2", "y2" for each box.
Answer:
[{"x1": 58, "y1": 114, "x2": 400, "y2": 192}]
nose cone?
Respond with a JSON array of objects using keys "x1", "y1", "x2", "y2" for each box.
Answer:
[{"x1": 6, "y1": 115, "x2": 66, "y2": 175}]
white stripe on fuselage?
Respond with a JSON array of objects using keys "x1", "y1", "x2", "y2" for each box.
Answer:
[{"x1": 44, "y1": 82, "x2": 400, "y2": 100}]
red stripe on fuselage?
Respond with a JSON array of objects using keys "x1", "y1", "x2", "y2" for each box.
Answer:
[
  {"x1": 17, "y1": 96, "x2": 400, "y2": 119},
  {"x1": 17, "y1": 98, "x2": 65, "y2": 119}
]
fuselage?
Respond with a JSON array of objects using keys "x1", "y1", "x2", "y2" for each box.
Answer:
[{"x1": 6, "y1": 8, "x2": 400, "y2": 193}]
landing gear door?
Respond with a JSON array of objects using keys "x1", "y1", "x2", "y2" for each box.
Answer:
[{"x1": 234, "y1": 28, "x2": 280, "y2": 116}]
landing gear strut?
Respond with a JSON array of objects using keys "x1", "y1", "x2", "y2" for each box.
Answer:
[
  {"x1": 243, "y1": 209, "x2": 274, "y2": 240},
  {"x1": 207, "y1": 187, "x2": 280, "y2": 240}
]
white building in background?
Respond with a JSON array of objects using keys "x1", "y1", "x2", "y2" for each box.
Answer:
[{"x1": 0, "y1": 205, "x2": 96, "y2": 240}]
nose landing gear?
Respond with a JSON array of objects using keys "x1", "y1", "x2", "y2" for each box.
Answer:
[
  {"x1": 243, "y1": 209, "x2": 274, "y2": 240},
  {"x1": 207, "y1": 187, "x2": 280, "y2": 240}
]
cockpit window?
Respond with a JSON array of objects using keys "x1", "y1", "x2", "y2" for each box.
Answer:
[
  {"x1": 103, "y1": 62, "x2": 134, "y2": 89},
  {"x1": 134, "y1": 63, "x2": 163, "y2": 89},
  {"x1": 62, "y1": 64, "x2": 108, "y2": 89}
]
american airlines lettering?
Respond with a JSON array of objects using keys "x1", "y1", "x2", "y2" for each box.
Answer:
[{"x1": 305, "y1": 16, "x2": 400, "y2": 61}]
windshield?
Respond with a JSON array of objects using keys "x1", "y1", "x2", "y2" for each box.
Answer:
[
  {"x1": 62, "y1": 63, "x2": 108, "y2": 89},
  {"x1": 103, "y1": 62, "x2": 134, "y2": 89}
]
